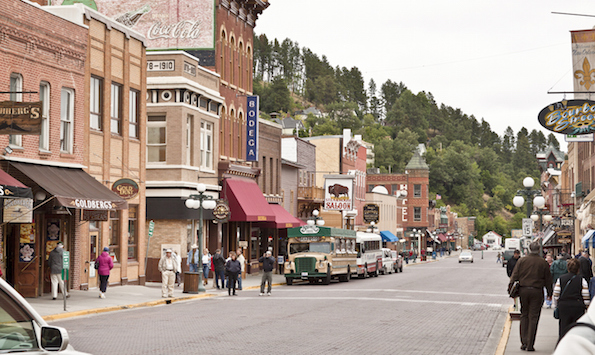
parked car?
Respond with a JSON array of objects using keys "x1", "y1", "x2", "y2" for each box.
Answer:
[
  {"x1": 391, "y1": 250, "x2": 404, "y2": 273},
  {"x1": 0, "y1": 277, "x2": 90, "y2": 354},
  {"x1": 502, "y1": 250, "x2": 515, "y2": 268},
  {"x1": 459, "y1": 250, "x2": 474, "y2": 263},
  {"x1": 380, "y1": 248, "x2": 395, "y2": 274}
]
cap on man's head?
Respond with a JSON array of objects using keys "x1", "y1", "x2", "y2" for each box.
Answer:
[
  {"x1": 103, "y1": 246, "x2": 109, "y2": 252},
  {"x1": 166, "y1": 248, "x2": 172, "y2": 253},
  {"x1": 57, "y1": 241, "x2": 63, "y2": 246},
  {"x1": 191, "y1": 244, "x2": 198, "y2": 249},
  {"x1": 266, "y1": 251, "x2": 272, "y2": 256}
]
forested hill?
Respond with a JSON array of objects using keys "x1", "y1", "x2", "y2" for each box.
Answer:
[{"x1": 252, "y1": 34, "x2": 562, "y2": 237}]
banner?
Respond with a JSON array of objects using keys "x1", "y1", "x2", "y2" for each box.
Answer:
[
  {"x1": 246, "y1": 95, "x2": 259, "y2": 162},
  {"x1": 324, "y1": 175, "x2": 355, "y2": 211},
  {"x1": 572, "y1": 29, "x2": 595, "y2": 95}
]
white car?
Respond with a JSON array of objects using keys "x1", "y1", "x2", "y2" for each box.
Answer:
[
  {"x1": 459, "y1": 250, "x2": 474, "y2": 263},
  {"x1": 380, "y1": 248, "x2": 395, "y2": 274},
  {"x1": 0, "y1": 277, "x2": 90, "y2": 354}
]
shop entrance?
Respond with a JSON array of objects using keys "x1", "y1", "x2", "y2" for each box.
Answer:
[{"x1": 6, "y1": 223, "x2": 40, "y2": 298}]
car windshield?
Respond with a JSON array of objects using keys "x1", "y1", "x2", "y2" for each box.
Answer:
[
  {"x1": 461, "y1": 251, "x2": 472, "y2": 256},
  {"x1": 289, "y1": 242, "x2": 331, "y2": 254},
  {"x1": 0, "y1": 289, "x2": 38, "y2": 351}
]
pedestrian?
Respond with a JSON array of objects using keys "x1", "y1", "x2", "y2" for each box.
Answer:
[
  {"x1": 497, "y1": 252, "x2": 502, "y2": 264},
  {"x1": 545, "y1": 253, "x2": 554, "y2": 308},
  {"x1": 158, "y1": 249, "x2": 178, "y2": 298},
  {"x1": 202, "y1": 248, "x2": 211, "y2": 286},
  {"x1": 509, "y1": 242, "x2": 553, "y2": 352},
  {"x1": 212, "y1": 249, "x2": 226, "y2": 289},
  {"x1": 47, "y1": 241, "x2": 69, "y2": 300},
  {"x1": 236, "y1": 248, "x2": 245, "y2": 291},
  {"x1": 187, "y1": 244, "x2": 199, "y2": 273},
  {"x1": 506, "y1": 249, "x2": 521, "y2": 278},
  {"x1": 172, "y1": 250, "x2": 182, "y2": 287},
  {"x1": 259, "y1": 251, "x2": 275, "y2": 296},
  {"x1": 550, "y1": 254, "x2": 568, "y2": 286},
  {"x1": 560, "y1": 248, "x2": 571, "y2": 260},
  {"x1": 579, "y1": 251, "x2": 593, "y2": 284},
  {"x1": 225, "y1": 251, "x2": 241, "y2": 296},
  {"x1": 96, "y1": 246, "x2": 113, "y2": 299},
  {"x1": 553, "y1": 258, "x2": 590, "y2": 340}
]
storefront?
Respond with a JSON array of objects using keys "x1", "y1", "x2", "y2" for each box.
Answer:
[{"x1": 1, "y1": 161, "x2": 127, "y2": 297}]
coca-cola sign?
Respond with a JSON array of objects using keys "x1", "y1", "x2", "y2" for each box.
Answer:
[{"x1": 55, "y1": 0, "x2": 215, "y2": 51}]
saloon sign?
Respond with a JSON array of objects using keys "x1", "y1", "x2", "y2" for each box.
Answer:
[
  {"x1": 538, "y1": 100, "x2": 595, "y2": 135},
  {"x1": 0, "y1": 101, "x2": 42, "y2": 135},
  {"x1": 323, "y1": 175, "x2": 355, "y2": 211}
]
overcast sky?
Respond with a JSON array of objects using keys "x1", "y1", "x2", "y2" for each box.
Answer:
[{"x1": 255, "y1": 0, "x2": 595, "y2": 150}]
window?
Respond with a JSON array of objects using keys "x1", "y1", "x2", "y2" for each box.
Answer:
[
  {"x1": 109, "y1": 211, "x2": 120, "y2": 263},
  {"x1": 414, "y1": 184, "x2": 421, "y2": 198},
  {"x1": 128, "y1": 206, "x2": 137, "y2": 260},
  {"x1": 186, "y1": 115, "x2": 192, "y2": 165},
  {"x1": 414, "y1": 207, "x2": 421, "y2": 221},
  {"x1": 200, "y1": 121, "x2": 213, "y2": 169},
  {"x1": 199, "y1": 98, "x2": 208, "y2": 109},
  {"x1": 90, "y1": 77, "x2": 102, "y2": 130},
  {"x1": 9, "y1": 74, "x2": 22, "y2": 147},
  {"x1": 39, "y1": 82, "x2": 50, "y2": 151},
  {"x1": 110, "y1": 83, "x2": 122, "y2": 134},
  {"x1": 147, "y1": 115, "x2": 166, "y2": 162},
  {"x1": 60, "y1": 88, "x2": 74, "y2": 153},
  {"x1": 129, "y1": 89, "x2": 139, "y2": 138}
]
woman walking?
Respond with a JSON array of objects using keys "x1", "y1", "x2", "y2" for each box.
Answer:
[
  {"x1": 553, "y1": 258, "x2": 591, "y2": 340},
  {"x1": 202, "y1": 249, "x2": 211, "y2": 286},
  {"x1": 225, "y1": 251, "x2": 241, "y2": 296},
  {"x1": 96, "y1": 247, "x2": 113, "y2": 299}
]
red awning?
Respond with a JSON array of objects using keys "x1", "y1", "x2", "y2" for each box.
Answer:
[
  {"x1": 0, "y1": 169, "x2": 32, "y2": 199},
  {"x1": 266, "y1": 204, "x2": 305, "y2": 228},
  {"x1": 437, "y1": 233, "x2": 447, "y2": 242},
  {"x1": 224, "y1": 179, "x2": 275, "y2": 222}
]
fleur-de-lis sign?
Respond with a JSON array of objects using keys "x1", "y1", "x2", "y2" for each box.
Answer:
[{"x1": 574, "y1": 57, "x2": 595, "y2": 90}]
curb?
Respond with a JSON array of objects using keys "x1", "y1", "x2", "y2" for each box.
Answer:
[
  {"x1": 42, "y1": 282, "x2": 286, "y2": 322},
  {"x1": 495, "y1": 306, "x2": 513, "y2": 355}
]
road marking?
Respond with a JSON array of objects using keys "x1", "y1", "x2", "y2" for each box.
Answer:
[
  {"x1": 213, "y1": 296, "x2": 502, "y2": 308},
  {"x1": 272, "y1": 288, "x2": 507, "y2": 298}
]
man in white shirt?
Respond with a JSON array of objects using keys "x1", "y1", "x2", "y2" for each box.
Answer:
[
  {"x1": 158, "y1": 249, "x2": 178, "y2": 298},
  {"x1": 236, "y1": 248, "x2": 246, "y2": 290}
]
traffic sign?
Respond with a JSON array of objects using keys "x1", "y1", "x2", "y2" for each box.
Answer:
[
  {"x1": 522, "y1": 218, "x2": 532, "y2": 237},
  {"x1": 148, "y1": 220, "x2": 155, "y2": 237},
  {"x1": 62, "y1": 250, "x2": 70, "y2": 270}
]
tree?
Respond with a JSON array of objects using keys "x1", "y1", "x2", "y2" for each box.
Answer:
[
  {"x1": 368, "y1": 79, "x2": 382, "y2": 121},
  {"x1": 547, "y1": 133, "x2": 560, "y2": 150}
]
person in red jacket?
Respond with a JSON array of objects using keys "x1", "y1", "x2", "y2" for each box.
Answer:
[{"x1": 96, "y1": 247, "x2": 114, "y2": 299}]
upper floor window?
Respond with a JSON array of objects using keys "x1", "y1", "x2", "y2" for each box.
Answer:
[
  {"x1": 110, "y1": 83, "x2": 122, "y2": 135},
  {"x1": 414, "y1": 207, "x2": 421, "y2": 222},
  {"x1": 90, "y1": 77, "x2": 102, "y2": 130},
  {"x1": 414, "y1": 184, "x2": 421, "y2": 198},
  {"x1": 200, "y1": 121, "x2": 213, "y2": 169},
  {"x1": 186, "y1": 115, "x2": 192, "y2": 166},
  {"x1": 60, "y1": 88, "x2": 74, "y2": 153},
  {"x1": 39, "y1": 82, "x2": 50, "y2": 151},
  {"x1": 147, "y1": 115, "x2": 166, "y2": 162},
  {"x1": 129, "y1": 89, "x2": 139, "y2": 138},
  {"x1": 9, "y1": 74, "x2": 22, "y2": 147}
]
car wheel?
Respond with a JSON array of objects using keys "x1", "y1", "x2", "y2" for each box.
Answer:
[
  {"x1": 374, "y1": 263, "x2": 379, "y2": 277},
  {"x1": 459, "y1": 260, "x2": 461, "y2": 263},
  {"x1": 286, "y1": 277, "x2": 293, "y2": 285}
]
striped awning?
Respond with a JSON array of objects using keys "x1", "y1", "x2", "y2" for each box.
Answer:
[{"x1": 582, "y1": 230, "x2": 595, "y2": 249}]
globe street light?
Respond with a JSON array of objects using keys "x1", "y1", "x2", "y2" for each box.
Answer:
[
  {"x1": 513, "y1": 177, "x2": 543, "y2": 218},
  {"x1": 185, "y1": 183, "x2": 216, "y2": 292},
  {"x1": 312, "y1": 209, "x2": 325, "y2": 226}
]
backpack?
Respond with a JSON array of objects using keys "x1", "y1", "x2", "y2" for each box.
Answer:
[{"x1": 94, "y1": 258, "x2": 100, "y2": 269}]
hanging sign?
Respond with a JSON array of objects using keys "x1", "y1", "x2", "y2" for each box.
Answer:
[
  {"x1": 0, "y1": 101, "x2": 42, "y2": 135},
  {"x1": 246, "y1": 95, "x2": 259, "y2": 162},
  {"x1": 111, "y1": 178, "x2": 139, "y2": 199},
  {"x1": 363, "y1": 204, "x2": 379, "y2": 223},
  {"x1": 324, "y1": 175, "x2": 355, "y2": 211},
  {"x1": 538, "y1": 99, "x2": 595, "y2": 135}
]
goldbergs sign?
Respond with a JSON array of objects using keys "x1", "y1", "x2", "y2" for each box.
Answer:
[{"x1": 538, "y1": 100, "x2": 595, "y2": 135}]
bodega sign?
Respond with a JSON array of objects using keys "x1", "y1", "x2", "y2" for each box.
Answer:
[
  {"x1": 323, "y1": 175, "x2": 355, "y2": 211},
  {"x1": 538, "y1": 99, "x2": 595, "y2": 135},
  {"x1": 246, "y1": 95, "x2": 259, "y2": 162}
]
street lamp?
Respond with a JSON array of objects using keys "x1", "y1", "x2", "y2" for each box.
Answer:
[
  {"x1": 412, "y1": 228, "x2": 422, "y2": 261},
  {"x1": 513, "y1": 177, "x2": 542, "y2": 218},
  {"x1": 311, "y1": 209, "x2": 325, "y2": 226},
  {"x1": 368, "y1": 221, "x2": 378, "y2": 233},
  {"x1": 185, "y1": 183, "x2": 217, "y2": 292}
]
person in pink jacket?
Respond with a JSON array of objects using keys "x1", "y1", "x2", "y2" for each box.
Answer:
[{"x1": 96, "y1": 247, "x2": 114, "y2": 299}]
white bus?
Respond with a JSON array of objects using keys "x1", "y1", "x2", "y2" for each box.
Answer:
[{"x1": 355, "y1": 232, "x2": 383, "y2": 278}]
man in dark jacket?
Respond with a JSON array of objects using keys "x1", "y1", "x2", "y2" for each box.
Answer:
[
  {"x1": 510, "y1": 242, "x2": 553, "y2": 352},
  {"x1": 507, "y1": 250, "x2": 521, "y2": 278},
  {"x1": 579, "y1": 251, "x2": 593, "y2": 283},
  {"x1": 212, "y1": 249, "x2": 226, "y2": 290},
  {"x1": 48, "y1": 242, "x2": 69, "y2": 300},
  {"x1": 259, "y1": 251, "x2": 275, "y2": 296},
  {"x1": 225, "y1": 252, "x2": 241, "y2": 296}
]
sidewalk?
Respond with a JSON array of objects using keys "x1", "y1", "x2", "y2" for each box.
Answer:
[
  {"x1": 502, "y1": 306, "x2": 559, "y2": 354},
  {"x1": 27, "y1": 273, "x2": 286, "y2": 321}
]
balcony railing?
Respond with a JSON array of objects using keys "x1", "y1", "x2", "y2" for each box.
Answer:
[{"x1": 298, "y1": 186, "x2": 324, "y2": 201}]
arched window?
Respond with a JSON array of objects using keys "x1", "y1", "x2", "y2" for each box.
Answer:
[
  {"x1": 220, "y1": 106, "x2": 226, "y2": 156},
  {"x1": 230, "y1": 108, "x2": 235, "y2": 158},
  {"x1": 238, "y1": 111, "x2": 243, "y2": 159},
  {"x1": 220, "y1": 29, "x2": 226, "y2": 81},
  {"x1": 239, "y1": 41, "x2": 244, "y2": 89},
  {"x1": 230, "y1": 36, "x2": 235, "y2": 85}
]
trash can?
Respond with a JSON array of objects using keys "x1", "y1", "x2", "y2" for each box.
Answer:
[{"x1": 183, "y1": 272, "x2": 199, "y2": 294}]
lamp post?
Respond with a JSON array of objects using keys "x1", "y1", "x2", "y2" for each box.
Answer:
[
  {"x1": 369, "y1": 221, "x2": 378, "y2": 234},
  {"x1": 185, "y1": 183, "x2": 217, "y2": 293},
  {"x1": 513, "y1": 177, "x2": 542, "y2": 218},
  {"x1": 311, "y1": 209, "x2": 325, "y2": 227},
  {"x1": 412, "y1": 228, "x2": 422, "y2": 261},
  {"x1": 531, "y1": 207, "x2": 553, "y2": 257}
]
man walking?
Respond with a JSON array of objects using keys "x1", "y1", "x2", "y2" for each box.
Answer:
[
  {"x1": 509, "y1": 242, "x2": 553, "y2": 352},
  {"x1": 48, "y1": 242, "x2": 69, "y2": 300},
  {"x1": 212, "y1": 249, "x2": 226, "y2": 289},
  {"x1": 187, "y1": 244, "x2": 199, "y2": 272},
  {"x1": 259, "y1": 251, "x2": 275, "y2": 296},
  {"x1": 158, "y1": 249, "x2": 178, "y2": 298},
  {"x1": 236, "y1": 248, "x2": 245, "y2": 290},
  {"x1": 579, "y1": 251, "x2": 593, "y2": 283},
  {"x1": 507, "y1": 249, "x2": 521, "y2": 278}
]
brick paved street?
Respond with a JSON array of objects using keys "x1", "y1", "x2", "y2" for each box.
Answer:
[{"x1": 52, "y1": 251, "x2": 511, "y2": 355}]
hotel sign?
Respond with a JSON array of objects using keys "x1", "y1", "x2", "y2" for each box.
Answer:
[
  {"x1": 246, "y1": 95, "x2": 259, "y2": 162},
  {"x1": 0, "y1": 101, "x2": 42, "y2": 135}
]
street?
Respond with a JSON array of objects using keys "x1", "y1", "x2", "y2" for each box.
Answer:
[{"x1": 52, "y1": 251, "x2": 512, "y2": 355}]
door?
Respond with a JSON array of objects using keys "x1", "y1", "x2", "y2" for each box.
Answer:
[
  {"x1": 88, "y1": 228, "x2": 100, "y2": 289},
  {"x1": 13, "y1": 223, "x2": 39, "y2": 297}
]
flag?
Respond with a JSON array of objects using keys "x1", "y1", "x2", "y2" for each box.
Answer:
[{"x1": 436, "y1": 194, "x2": 442, "y2": 200}]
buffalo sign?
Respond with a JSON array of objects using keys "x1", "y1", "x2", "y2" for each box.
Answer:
[{"x1": 323, "y1": 175, "x2": 355, "y2": 211}]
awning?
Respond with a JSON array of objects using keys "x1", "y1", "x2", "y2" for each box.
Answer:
[
  {"x1": 542, "y1": 227, "x2": 556, "y2": 246},
  {"x1": 0, "y1": 169, "x2": 32, "y2": 199},
  {"x1": 437, "y1": 233, "x2": 447, "y2": 242},
  {"x1": 265, "y1": 204, "x2": 304, "y2": 228},
  {"x1": 224, "y1": 178, "x2": 275, "y2": 222},
  {"x1": 582, "y1": 230, "x2": 595, "y2": 249},
  {"x1": 10, "y1": 162, "x2": 127, "y2": 210},
  {"x1": 380, "y1": 230, "x2": 398, "y2": 243}
]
